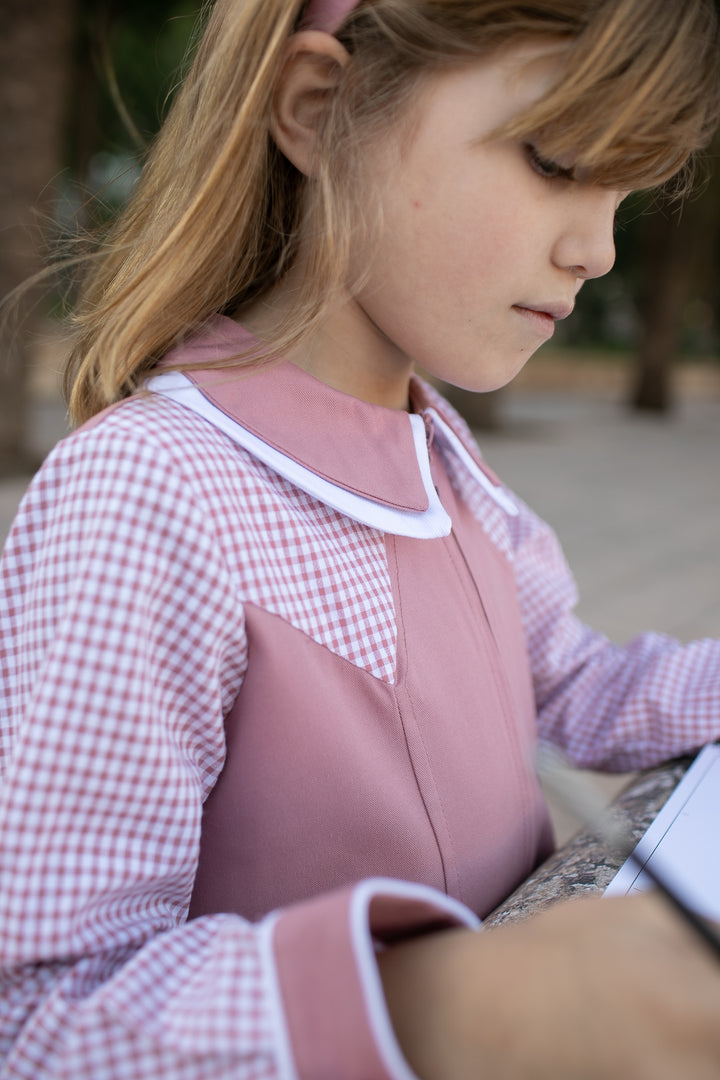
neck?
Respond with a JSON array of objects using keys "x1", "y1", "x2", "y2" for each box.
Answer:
[{"x1": 238, "y1": 272, "x2": 415, "y2": 411}]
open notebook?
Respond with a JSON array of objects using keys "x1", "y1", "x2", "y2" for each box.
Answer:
[{"x1": 605, "y1": 743, "x2": 720, "y2": 921}]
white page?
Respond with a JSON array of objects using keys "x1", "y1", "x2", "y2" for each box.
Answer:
[{"x1": 605, "y1": 744, "x2": 720, "y2": 922}]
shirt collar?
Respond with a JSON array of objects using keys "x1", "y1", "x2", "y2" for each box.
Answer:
[{"x1": 150, "y1": 315, "x2": 515, "y2": 538}]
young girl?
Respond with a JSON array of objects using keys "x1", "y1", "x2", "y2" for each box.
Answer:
[{"x1": 2, "y1": 0, "x2": 720, "y2": 1077}]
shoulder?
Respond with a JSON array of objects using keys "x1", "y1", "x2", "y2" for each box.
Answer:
[
  {"x1": 66, "y1": 389, "x2": 238, "y2": 478},
  {"x1": 30, "y1": 391, "x2": 253, "y2": 523},
  {"x1": 6, "y1": 393, "x2": 251, "y2": 586}
]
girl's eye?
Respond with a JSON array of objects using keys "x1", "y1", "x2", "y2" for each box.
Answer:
[{"x1": 524, "y1": 143, "x2": 576, "y2": 183}]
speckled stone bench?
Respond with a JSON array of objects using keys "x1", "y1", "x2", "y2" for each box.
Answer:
[{"x1": 485, "y1": 757, "x2": 694, "y2": 928}]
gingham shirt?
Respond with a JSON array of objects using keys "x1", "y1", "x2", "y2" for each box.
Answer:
[{"x1": 2, "y1": 323, "x2": 719, "y2": 1078}]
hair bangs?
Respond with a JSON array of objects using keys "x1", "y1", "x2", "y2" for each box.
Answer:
[{"x1": 497, "y1": 0, "x2": 720, "y2": 192}]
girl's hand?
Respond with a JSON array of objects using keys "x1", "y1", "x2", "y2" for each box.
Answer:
[{"x1": 378, "y1": 893, "x2": 720, "y2": 1080}]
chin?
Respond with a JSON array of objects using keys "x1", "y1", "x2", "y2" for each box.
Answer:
[
  {"x1": 417, "y1": 348, "x2": 535, "y2": 397},
  {"x1": 437, "y1": 367, "x2": 527, "y2": 395}
]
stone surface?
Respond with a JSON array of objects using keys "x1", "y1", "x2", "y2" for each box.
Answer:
[{"x1": 485, "y1": 757, "x2": 693, "y2": 927}]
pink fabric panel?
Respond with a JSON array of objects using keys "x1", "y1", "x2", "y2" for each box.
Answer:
[
  {"x1": 432, "y1": 452, "x2": 540, "y2": 746},
  {"x1": 385, "y1": 463, "x2": 553, "y2": 910},
  {"x1": 189, "y1": 603, "x2": 445, "y2": 921},
  {"x1": 190, "y1": 442, "x2": 552, "y2": 922}
]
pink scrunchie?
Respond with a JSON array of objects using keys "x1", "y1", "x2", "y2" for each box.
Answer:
[{"x1": 302, "y1": 0, "x2": 361, "y2": 34}]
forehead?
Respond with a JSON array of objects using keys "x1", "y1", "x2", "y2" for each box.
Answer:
[
  {"x1": 492, "y1": 38, "x2": 572, "y2": 109},
  {"x1": 405, "y1": 39, "x2": 571, "y2": 140}
]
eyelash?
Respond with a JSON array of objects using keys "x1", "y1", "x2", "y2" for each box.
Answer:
[{"x1": 524, "y1": 143, "x2": 576, "y2": 183}]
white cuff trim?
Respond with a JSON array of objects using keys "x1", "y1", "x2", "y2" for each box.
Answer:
[
  {"x1": 258, "y1": 911, "x2": 299, "y2": 1080},
  {"x1": 349, "y1": 877, "x2": 481, "y2": 1080}
]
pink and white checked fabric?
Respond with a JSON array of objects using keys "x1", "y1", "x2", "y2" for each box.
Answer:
[{"x1": 1, "y1": 380, "x2": 719, "y2": 1077}]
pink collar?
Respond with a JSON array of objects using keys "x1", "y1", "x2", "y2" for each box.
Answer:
[
  {"x1": 153, "y1": 316, "x2": 517, "y2": 536},
  {"x1": 161, "y1": 315, "x2": 431, "y2": 514}
]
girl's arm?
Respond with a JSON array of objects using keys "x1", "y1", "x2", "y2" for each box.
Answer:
[
  {"x1": 0, "y1": 406, "x2": 473, "y2": 1080},
  {"x1": 508, "y1": 496, "x2": 720, "y2": 770},
  {"x1": 378, "y1": 892, "x2": 720, "y2": 1080}
]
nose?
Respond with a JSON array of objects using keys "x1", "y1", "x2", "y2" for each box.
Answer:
[{"x1": 551, "y1": 189, "x2": 618, "y2": 281}]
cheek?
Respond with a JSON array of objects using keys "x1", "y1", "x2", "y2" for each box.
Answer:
[
  {"x1": 367, "y1": 156, "x2": 537, "y2": 313},
  {"x1": 394, "y1": 196, "x2": 494, "y2": 289},
  {"x1": 414, "y1": 213, "x2": 517, "y2": 307},
  {"x1": 412, "y1": 173, "x2": 527, "y2": 275}
]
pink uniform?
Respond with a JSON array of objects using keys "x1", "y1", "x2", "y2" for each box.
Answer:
[{"x1": 2, "y1": 316, "x2": 719, "y2": 1079}]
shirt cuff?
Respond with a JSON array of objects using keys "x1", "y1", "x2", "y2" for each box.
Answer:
[{"x1": 264, "y1": 877, "x2": 481, "y2": 1080}]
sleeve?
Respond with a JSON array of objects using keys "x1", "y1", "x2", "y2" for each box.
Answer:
[
  {"x1": 0, "y1": 415, "x2": 478, "y2": 1080},
  {"x1": 508, "y1": 495, "x2": 720, "y2": 772}
]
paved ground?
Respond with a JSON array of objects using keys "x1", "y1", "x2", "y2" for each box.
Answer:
[
  {"x1": 478, "y1": 389, "x2": 720, "y2": 840},
  {"x1": 479, "y1": 390, "x2": 720, "y2": 645},
  {"x1": 2, "y1": 382, "x2": 719, "y2": 841}
]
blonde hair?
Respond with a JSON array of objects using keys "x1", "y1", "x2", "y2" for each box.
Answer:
[{"x1": 65, "y1": 0, "x2": 720, "y2": 424}]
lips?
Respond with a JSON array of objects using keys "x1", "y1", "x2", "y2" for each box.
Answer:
[
  {"x1": 514, "y1": 302, "x2": 574, "y2": 321},
  {"x1": 512, "y1": 303, "x2": 573, "y2": 341}
]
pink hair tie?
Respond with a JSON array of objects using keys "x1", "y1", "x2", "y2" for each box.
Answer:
[{"x1": 302, "y1": 0, "x2": 361, "y2": 34}]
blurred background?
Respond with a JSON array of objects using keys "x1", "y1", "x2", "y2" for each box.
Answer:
[{"x1": 1, "y1": 1, "x2": 719, "y2": 834}]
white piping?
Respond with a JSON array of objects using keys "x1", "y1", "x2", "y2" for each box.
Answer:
[
  {"x1": 148, "y1": 372, "x2": 452, "y2": 539},
  {"x1": 426, "y1": 407, "x2": 519, "y2": 517},
  {"x1": 258, "y1": 911, "x2": 300, "y2": 1080},
  {"x1": 349, "y1": 878, "x2": 481, "y2": 1080}
]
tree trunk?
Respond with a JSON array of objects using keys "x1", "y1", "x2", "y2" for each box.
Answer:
[
  {"x1": 630, "y1": 172, "x2": 718, "y2": 414},
  {"x1": 0, "y1": 0, "x2": 76, "y2": 474},
  {"x1": 630, "y1": 211, "x2": 686, "y2": 412}
]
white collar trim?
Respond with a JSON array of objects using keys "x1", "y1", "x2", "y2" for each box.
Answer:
[
  {"x1": 426, "y1": 408, "x2": 519, "y2": 517},
  {"x1": 147, "y1": 372, "x2": 452, "y2": 539}
]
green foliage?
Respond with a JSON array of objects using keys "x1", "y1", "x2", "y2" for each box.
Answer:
[
  {"x1": 95, "y1": 0, "x2": 201, "y2": 148},
  {"x1": 53, "y1": 0, "x2": 203, "y2": 307},
  {"x1": 67, "y1": 0, "x2": 201, "y2": 171}
]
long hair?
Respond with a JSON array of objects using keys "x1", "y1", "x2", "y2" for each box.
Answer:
[{"x1": 65, "y1": 0, "x2": 720, "y2": 424}]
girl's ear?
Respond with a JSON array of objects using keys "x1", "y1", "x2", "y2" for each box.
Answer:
[{"x1": 270, "y1": 30, "x2": 350, "y2": 176}]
